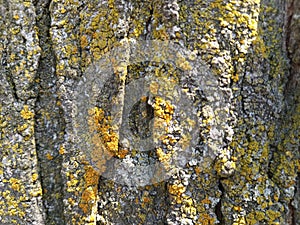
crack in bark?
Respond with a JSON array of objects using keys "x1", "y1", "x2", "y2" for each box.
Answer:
[
  {"x1": 284, "y1": 1, "x2": 299, "y2": 224},
  {"x1": 285, "y1": 0, "x2": 299, "y2": 97},
  {"x1": 5, "y1": 61, "x2": 19, "y2": 102},
  {"x1": 34, "y1": 0, "x2": 66, "y2": 224},
  {"x1": 215, "y1": 179, "x2": 224, "y2": 225}
]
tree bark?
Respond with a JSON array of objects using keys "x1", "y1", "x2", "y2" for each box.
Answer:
[{"x1": 0, "y1": 0, "x2": 299, "y2": 225}]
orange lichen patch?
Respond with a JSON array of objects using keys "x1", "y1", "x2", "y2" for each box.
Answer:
[
  {"x1": 168, "y1": 183, "x2": 186, "y2": 204},
  {"x1": 161, "y1": 135, "x2": 177, "y2": 145},
  {"x1": 79, "y1": 187, "x2": 97, "y2": 214},
  {"x1": 79, "y1": 166, "x2": 99, "y2": 214},
  {"x1": 152, "y1": 96, "x2": 174, "y2": 123},
  {"x1": 20, "y1": 105, "x2": 34, "y2": 120},
  {"x1": 233, "y1": 205, "x2": 243, "y2": 212},
  {"x1": 68, "y1": 197, "x2": 76, "y2": 206},
  {"x1": 139, "y1": 95, "x2": 148, "y2": 103},
  {"x1": 142, "y1": 196, "x2": 151, "y2": 204},
  {"x1": 140, "y1": 193, "x2": 153, "y2": 209},
  {"x1": 59, "y1": 146, "x2": 65, "y2": 155},
  {"x1": 197, "y1": 213, "x2": 215, "y2": 225},
  {"x1": 46, "y1": 153, "x2": 53, "y2": 160},
  {"x1": 84, "y1": 166, "x2": 99, "y2": 187},
  {"x1": 231, "y1": 73, "x2": 239, "y2": 82},
  {"x1": 65, "y1": 169, "x2": 81, "y2": 194},
  {"x1": 117, "y1": 148, "x2": 129, "y2": 159},
  {"x1": 155, "y1": 146, "x2": 176, "y2": 172},
  {"x1": 13, "y1": 14, "x2": 19, "y2": 20},
  {"x1": 88, "y1": 107, "x2": 121, "y2": 158},
  {"x1": 150, "y1": 94, "x2": 178, "y2": 171},
  {"x1": 194, "y1": 166, "x2": 201, "y2": 175},
  {"x1": 201, "y1": 197, "x2": 211, "y2": 205},
  {"x1": 134, "y1": 197, "x2": 139, "y2": 204},
  {"x1": 273, "y1": 193, "x2": 279, "y2": 202}
]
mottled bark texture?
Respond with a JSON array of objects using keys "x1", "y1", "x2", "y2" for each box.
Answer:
[{"x1": 0, "y1": 0, "x2": 299, "y2": 225}]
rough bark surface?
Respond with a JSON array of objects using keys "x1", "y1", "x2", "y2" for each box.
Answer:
[{"x1": 0, "y1": 0, "x2": 299, "y2": 225}]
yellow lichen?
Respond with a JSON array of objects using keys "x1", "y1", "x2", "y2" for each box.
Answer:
[
  {"x1": 9, "y1": 178, "x2": 21, "y2": 192},
  {"x1": 79, "y1": 166, "x2": 99, "y2": 215},
  {"x1": 13, "y1": 14, "x2": 19, "y2": 20},
  {"x1": 88, "y1": 107, "x2": 119, "y2": 157},
  {"x1": 46, "y1": 153, "x2": 53, "y2": 160},
  {"x1": 168, "y1": 183, "x2": 186, "y2": 204},
  {"x1": 59, "y1": 146, "x2": 65, "y2": 155},
  {"x1": 152, "y1": 96, "x2": 174, "y2": 123},
  {"x1": 31, "y1": 173, "x2": 38, "y2": 182},
  {"x1": 156, "y1": 147, "x2": 173, "y2": 163},
  {"x1": 79, "y1": 187, "x2": 96, "y2": 214},
  {"x1": 197, "y1": 213, "x2": 215, "y2": 225},
  {"x1": 266, "y1": 209, "x2": 280, "y2": 221},
  {"x1": 20, "y1": 105, "x2": 34, "y2": 120},
  {"x1": 232, "y1": 216, "x2": 246, "y2": 225},
  {"x1": 17, "y1": 124, "x2": 28, "y2": 132},
  {"x1": 201, "y1": 197, "x2": 211, "y2": 205}
]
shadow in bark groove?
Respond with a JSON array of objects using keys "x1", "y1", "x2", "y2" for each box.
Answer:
[
  {"x1": 215, "y1": 179, "x2": 225, "y2": 225},
  {"x1": 34, "y1": 0, "x2": 66, "y2": 224}
]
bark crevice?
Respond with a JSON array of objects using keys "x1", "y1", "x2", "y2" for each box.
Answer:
[
  {"x1": 284, "y1": 0, "x2": 300, "y2": 224},
  {"x1": 34, "y1": 0, "x2": 66, "y2": 224},
  {"x1": 215, "y1": 180, "x2": 224, "y2": 225}
]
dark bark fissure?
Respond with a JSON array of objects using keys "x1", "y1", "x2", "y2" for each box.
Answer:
[
  {"x1": 266, "y1": 144, "x2": 276, "y2": 181},
  {"x1": 284, "y1": 0, "x2": 294, "y2": 60},
  {"x1": 283, "y1": 0, "x2": 299, "y2": 224},
  {"x1": 5, "y1": 68, "x2": 19, "y2": 102},
  {"x1": 238, "y1": 66, "x2": 248, "y2": 117},
  {"x1": 34, "y1": 0, "x2": 66, "y2": 224},
  {"x1": 284, "y1": 0, "x2": 298, "y2": 98},
  {"x1": 215, "y1": 179, "x2": 224, "y2": 225},
  {"x1": 288, "y1": 201, "x2": 296, "y2": 225}
]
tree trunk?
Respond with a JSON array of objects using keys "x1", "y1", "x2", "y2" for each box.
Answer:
[{"x1": 0, "y1": 0, "x2": 299, "y2": 225}]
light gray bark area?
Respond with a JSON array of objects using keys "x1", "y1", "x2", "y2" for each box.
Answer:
[{"x1": 0, "y1": 0, "x2": 299, "y2": 225}]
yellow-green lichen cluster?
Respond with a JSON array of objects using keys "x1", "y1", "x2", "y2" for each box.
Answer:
[{"x1": 79, "y1": 0, "x2": 121, "y2": 67}]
